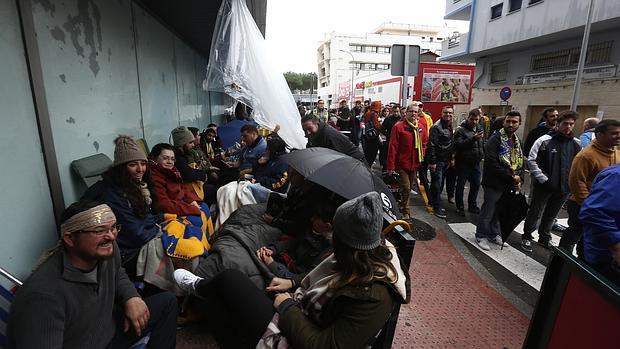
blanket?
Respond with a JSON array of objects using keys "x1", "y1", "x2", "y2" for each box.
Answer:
[
  {"x1": 194, "y1": 203, "x2": 282, "y2": 289},
  {"x1": 215, "y1": 180, "x2": 258, "y2": 230}
]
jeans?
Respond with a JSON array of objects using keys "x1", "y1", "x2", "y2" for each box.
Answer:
[
  {"x1": 248, "y1": 183, "x2": 272, "y2": 203},
  {"x1": 430, "y1": 161, "x2": 448, "y2": 210},
  {"x1": 455, "y1": 163, "x2": 481, "y2": 209},
  {"x1": 559, "y1": 200, "x2": 584, "y2": 258},
  {"x1": 108, "y1": 292, "x2": 178, "y2": 349},
  {"x1": 476, "y1": 186, "x2": 504, "y2": 240},
  {"x1": 397, "y1": 169, "x2": 417, "y2": 215},
  {"x1": 418, "y1": 162, "x2": 432, "y2": 207},
  {"x1": 444, "y1": 166, "x2": 456, "y2": 199},
  {"x1": 522, "y1": 187, "x2": 568, "y2": 243}
]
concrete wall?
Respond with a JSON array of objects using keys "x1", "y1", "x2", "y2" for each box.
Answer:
[
  {"x1": 30, "y1": 0, "x2": 229, "y2": 204},
  {"x1": 0, "y1": 0, "x2": 58, "y2": 279},
  {"x1": 0, "y1": 0, "x2": 233, "y2": 278},
  {"x1": 469, "y1": 0, "x2": 620, "y2": 54}
]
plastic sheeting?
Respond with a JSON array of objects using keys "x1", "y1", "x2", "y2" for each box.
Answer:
[{"x1": 204, "y1": 0, "x2": 306, "y2": 149}]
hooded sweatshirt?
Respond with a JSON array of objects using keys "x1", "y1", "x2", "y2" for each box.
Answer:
[{"x1": 568, "y1": 138, "x2": 620, "y2": 204}]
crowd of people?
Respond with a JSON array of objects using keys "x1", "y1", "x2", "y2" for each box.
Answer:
[
  {"x1": 7, "y1": 103, "x2": 411, "y2": 349},
  {"x1": 6, "y1": 96, "x2": 619, "y2": 348}
]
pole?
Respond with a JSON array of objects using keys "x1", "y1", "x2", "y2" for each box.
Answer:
[
  {"x1": 401, "y1": 45, "x2": 410, "y2": 107},
  {"x1": 339, "y1": 50, "x2": 356, "y2": 109},
  {"x1": 571, "y1": 0, "x2": 594, "y2": 111}
]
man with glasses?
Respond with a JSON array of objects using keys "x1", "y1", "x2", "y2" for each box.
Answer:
[
  {"x1": 387, "y1": 104, "x2": 428, "y2": 219},
  {"x1": 311, "y1": 99, "x2": 329, "y2": 123},
  {"x1": 426, "y1": 106, "x2": 456, "y2": 219},
  {"x1": 8, "y1": 201, "x2": 177, "y2": 349}
]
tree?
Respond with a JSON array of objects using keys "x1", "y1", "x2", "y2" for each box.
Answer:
[{"x1": 284, "y1": 72, "x2": 317, "y2": 92}]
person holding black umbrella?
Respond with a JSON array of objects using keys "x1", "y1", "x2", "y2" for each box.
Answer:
[{"x1": 475, "y1": 111, "x2": 525, "y2": 251}]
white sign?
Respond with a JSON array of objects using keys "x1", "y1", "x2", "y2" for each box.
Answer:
[{"x1": 519, "y1": 65, "x2": 617, "y2": 85}]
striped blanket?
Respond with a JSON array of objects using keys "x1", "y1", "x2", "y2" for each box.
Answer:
[
  {"x1": 0, "y1": 273, "x2": 19, "y2": 349},
  {"x1": 161, "y1": 202, "x2": 215, "y2": 260}
]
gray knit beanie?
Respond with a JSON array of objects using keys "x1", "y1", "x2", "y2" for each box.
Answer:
[
  {"x1": 113, "y1": 135, "x2": 147, "y2": 166},
  {"x1": 171, "y1": 126, "x2": 195, "y2": 147},
  {"x1": 333, "y1": 192, "x2": 383, "y2": 250}
]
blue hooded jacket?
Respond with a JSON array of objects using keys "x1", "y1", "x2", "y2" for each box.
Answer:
[{"x1": 580, "y1": 164, "x2": 620, "y2": 265}]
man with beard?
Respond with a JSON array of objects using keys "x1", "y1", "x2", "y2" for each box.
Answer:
[
  {"x1": 8, "y1": 201, "x2": 177, "y2": 349},
  {"x1": 476, "y1": 111, "x2": 525, "y2": 251},
  {"x1": 336, "y1": 100, "x2": 352, "y2": 133},
  {"x1": 301, "y1": 114, "x2": 365, "y2": 162},
  {"x1": 454, "y1": 109, "x2": 485, "y2": 216},
  {"x1": 426, "y1": 106, "x2": 456, "y2": 219},
  {"x1": 523, "y1": 108, "x2": 558, "y2": 161},
  {"x1": 560, "y1": 119, "x2": 620, "y2": 257},
  {"x1": 521, "y1": 111, "x2": 581, "y2": 252},
  {"x1": 310, "y1": 99, "x2": 329, "y2": 123}
]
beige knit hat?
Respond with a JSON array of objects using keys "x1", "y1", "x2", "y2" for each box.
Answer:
[
  {"x1": 171, "y1": 126, "x2": 195, "y2": 147},
  {"x1": 113, "y1": 135, "x2": 147, "y2": 166}
]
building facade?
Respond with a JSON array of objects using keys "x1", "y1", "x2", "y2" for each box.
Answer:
[
  {"x1": 441, "y1": 0, "x2": 620, "y2": 137},
  {"x1": 317, "y1": 22, "x2": 456, "y2": 107}
]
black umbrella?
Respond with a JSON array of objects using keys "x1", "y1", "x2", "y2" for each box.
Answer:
[
  {"x1": 281, "y1": 147, "x2": 401, "y2": 219},
  {"x1": 496, "y1": 189, "x2": 529, "y2": 248}
]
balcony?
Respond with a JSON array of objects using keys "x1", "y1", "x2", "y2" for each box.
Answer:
[
  {"x1": 438, "y1": 32, "x2": 470, "y2": 62},
  {"x1": 444, "y1": 0, "x2": 472, "y2": 20}
]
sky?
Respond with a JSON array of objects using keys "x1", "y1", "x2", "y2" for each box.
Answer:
[{"x1": 264, "y1": 0, "x2": 470, "y2": 73}]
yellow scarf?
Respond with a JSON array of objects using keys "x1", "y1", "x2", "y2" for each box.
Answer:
[{"x1": 405, "y1": 118, "x2": 423, "y2": 162}]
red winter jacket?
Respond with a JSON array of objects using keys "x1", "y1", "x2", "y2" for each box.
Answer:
[
  {"x1": 387, "y1": 120, "x2": 428, "y2": 172},
  {"x1": 149, "y1": 160, "x2": 201, "y2": 216}
]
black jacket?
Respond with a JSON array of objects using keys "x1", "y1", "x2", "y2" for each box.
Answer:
[
  {"x1": 307, "y1": 122, "x2": 365, "y2": 162},
  {"x1": 426, "y1": 119, "x2": 454, "y2": 164},
  {"x1": 174, "y1": 149, "x2": 208, "y2": 182},
  {"x1": 454, "y1": 120, "x2": 484, "y2": 166},
  {"x1": 528, "y1": 131, "x2": 581, "y2": 193},
  {"x1": 481, "y1": 132, "x2": 525, "y2": 190},
  {"x1": 523, "y1": 122, "x2": 553, "y2": 157}
]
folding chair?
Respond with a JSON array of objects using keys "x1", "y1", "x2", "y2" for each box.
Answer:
[
  {"x1": 70, "y1": 153, "x2": 113, "y2": 187},
  {"x1": 0, "y1": 267, "x2": 23, "y2": 349}
]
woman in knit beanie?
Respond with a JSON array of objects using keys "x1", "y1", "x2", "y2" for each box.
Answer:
[{"x1": 82, "y1": 135, "x2": 161, "y2": 271}]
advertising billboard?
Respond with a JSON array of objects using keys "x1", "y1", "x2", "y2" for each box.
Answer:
[{"x1": 420, "y1": 67, "x2": 472, "y2": 103}]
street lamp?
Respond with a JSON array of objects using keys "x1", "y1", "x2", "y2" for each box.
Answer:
[{"x1": 339, "y1": 49, "x2": 356, "y2": 109}]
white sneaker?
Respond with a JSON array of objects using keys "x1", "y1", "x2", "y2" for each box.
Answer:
[
  {"x1": 174, "y1": 269, "x2": 203, "y2": 294},
  {"x1": 476, "y1": 238, "x2": 491, "y2": 251},
  {"x1": 490, "y1": 236, "x2": 509, "y2": 247}
]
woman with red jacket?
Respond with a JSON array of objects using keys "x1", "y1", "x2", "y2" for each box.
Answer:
[{"x1": 149, "y1": 143, "x2": 202, "y2": 216}]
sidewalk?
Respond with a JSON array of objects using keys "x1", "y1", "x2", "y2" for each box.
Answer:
[{"x1": 392, "y1": 226, "x2": 530, "y2": 348}]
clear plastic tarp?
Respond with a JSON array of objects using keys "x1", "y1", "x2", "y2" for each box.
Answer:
[{"x1": 204, "y1": 0, "x2": 306, "y2": 149}]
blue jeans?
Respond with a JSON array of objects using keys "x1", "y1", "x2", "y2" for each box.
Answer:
[
  {"x1": 430, "y1": 161, "x2": 448, "y2": 210},
  {"x1": 248, "y1": 183, "x2": 272, "y2": 203},
  {"x1": 455, "y1": 163, "x2": 481, "y2": 209},
  {"x1": 475, "y1": 186, "x2": 504, "y2": 240}
]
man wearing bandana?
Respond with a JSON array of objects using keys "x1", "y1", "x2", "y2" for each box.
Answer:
[{"x1": 8, "y1": 201, "x2": 177, "y2": 349}]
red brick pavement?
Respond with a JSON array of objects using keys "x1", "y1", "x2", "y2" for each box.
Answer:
[{"x1": 392, "y1": 229, "x2": 530, "y2": 348}]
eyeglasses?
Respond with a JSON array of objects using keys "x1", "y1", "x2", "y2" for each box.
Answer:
[{"x1": 80, "y1": 224, "x2": 121, "y2": 236}]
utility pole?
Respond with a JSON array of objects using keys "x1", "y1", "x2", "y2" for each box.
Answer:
[
  {"x1": 339, "y1": 49, "x2": 356, "y2": 109},
  {"x1": 571, "y1": 0, "x2": 594, "y2": 111}
]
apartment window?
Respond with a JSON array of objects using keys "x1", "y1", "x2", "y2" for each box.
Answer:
[
  {"x1": 377, "y1": 46, "x2": 391, "y2": 54},
  {"x1": 363, "y1": 46, "x2": 378, "y2": 53},
  {"x1": 354, "y1": 63, "x2": 364, "y2": 70},
  {"x1": 509, "y1": 0, "x2": 522, "y2": 12},
  {"x1": 490, "y1": 61, "x2": 509, "y2": 83},
  {"x1": 530, "y1": 41, "x2": 613, "y2": 72},
  {"x1": 437, "y1": 37, "x2": 443, "y2": 41},
  {"x1": 350, "y1": 45, "x2": 363, "y2": 52},
  {"x1": 376, "y1": 64, "x2": 390, "y2": 70},
  {"x1": 363, "y1": 63, "x2": 376, "y2": 70},
  {"x1": 490, "y1": 4, "x2": 503, "y2": 19},
  {"x1": 528, "y1": 0, "x2": 543, "y2": 5}
]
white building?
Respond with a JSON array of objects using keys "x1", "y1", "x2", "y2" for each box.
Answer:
[
  {"x1": 317, "y1": 22, "x2": 456, "y2": 107},
  {"x1": 441, "y1": 0, "x2": 620, "y2": 137}
]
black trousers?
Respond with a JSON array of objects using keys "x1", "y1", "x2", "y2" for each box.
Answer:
[
  {"x1": 559, "y1": 200, "x2": 584, "y2": 258},
  {"x1": 196, "y1": 270, "x2": 274, "y2": 349},
  {"x1": 363, "y1": 136, "x2": 380, "y2": 166},
  {"x1": 108, "y1": 292, "x2": 178, "y2": 349}
]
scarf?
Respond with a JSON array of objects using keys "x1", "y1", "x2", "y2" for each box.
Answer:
[
  {"x1": 139, "y1": 182, "x2": 153, "y2": 206},
  {"x1": 498, "y1": 128, "x2": 523, "y2": 172},
  {"x1": 405, "y1": 118, "x2": 424, "y2": 162},
  {"x1": 205, "y1": 141, "x2": 214, "y2": 159}
]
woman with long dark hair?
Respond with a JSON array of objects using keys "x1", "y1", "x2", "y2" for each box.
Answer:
[
  {"x1": 174, "y1": 192, "x2": 409, "y2": 349},
  {"x1": 83, "y1": 136, "x2": 161, "y2": 270}
]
